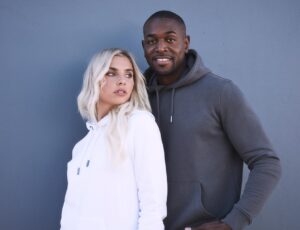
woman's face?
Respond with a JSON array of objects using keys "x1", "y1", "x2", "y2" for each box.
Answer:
[{"x1": 98, "y1": 55, "x2": 135, "y2": 114}]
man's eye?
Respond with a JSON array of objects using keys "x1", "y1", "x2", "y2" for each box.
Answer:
[
  {"x1": 146, "y1": 39, "x2": 156, "y2": 45},
  {"x1": 166, "y1": 38, "x2": 175, "y2": 43}
]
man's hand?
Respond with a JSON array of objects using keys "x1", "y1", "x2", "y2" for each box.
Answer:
[{"x1": 185, "y1": 220, "x2": 232, "y2": 230}]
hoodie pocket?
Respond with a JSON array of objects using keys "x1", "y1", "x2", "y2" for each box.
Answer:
[{"x1": 165, "y1": 181, "x2": 216, "y2": 229}]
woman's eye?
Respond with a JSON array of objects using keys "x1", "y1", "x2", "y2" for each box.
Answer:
[
  {"x1": 106, "y1": 72, "x2": 115, "y2": 77},
  {"x1": 126, "y1": 73, "x2": 133, "y2": 78}
]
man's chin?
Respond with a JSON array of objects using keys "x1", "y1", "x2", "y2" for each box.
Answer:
[{"x1": 151, "y1": 66, "x2": 173, "y2": 76}]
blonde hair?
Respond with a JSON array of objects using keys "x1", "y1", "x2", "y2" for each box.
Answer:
[{"x1": 77, "y1": 48, "x2": 151, "y2": 160}]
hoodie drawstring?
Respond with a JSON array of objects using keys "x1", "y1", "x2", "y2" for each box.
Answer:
[
  {"x1": 155, "y1": 87, "x2": 176, "y2": 125},
  {"x1": 170, "y1": 88, "x2": 175, "y2": 123},
  {"x1": 155, "y1": 88, "x2": 160, "y2": 125}
]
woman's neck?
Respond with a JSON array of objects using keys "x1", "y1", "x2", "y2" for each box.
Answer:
[{"x1": 96, "y1": 101, "x2": 112, "y2": 121}]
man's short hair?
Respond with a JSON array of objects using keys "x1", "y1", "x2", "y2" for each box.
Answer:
[{"x1": 143, "y1": 10, "x2": 186, "y2": 32}]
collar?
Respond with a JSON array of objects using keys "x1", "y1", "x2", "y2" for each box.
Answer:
[{"x1": 86, "y1": 114, "x2": 110, "y2": 131}]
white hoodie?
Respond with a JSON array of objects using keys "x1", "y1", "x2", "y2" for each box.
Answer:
[{"x1": 60, "y1": 110, "x2": 167, "y2": 230}]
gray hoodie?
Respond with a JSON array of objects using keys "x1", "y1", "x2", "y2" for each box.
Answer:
[{"x1": 145, "y1": 49, "x2": 281, "y2": 230}]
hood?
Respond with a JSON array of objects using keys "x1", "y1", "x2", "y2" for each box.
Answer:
[
  {"x1": 86, "y1": 114, "x2": 110, "y2": 131},
  {"x1": 144, "y1": 50, "x2": 211, "y2": 125},
  {"x1": 145, "y1": 49, "x2": 211, "y2": 92}
]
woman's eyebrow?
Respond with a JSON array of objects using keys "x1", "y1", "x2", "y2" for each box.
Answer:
[
  {"x1": 125, "y1": 69, "x2": 134, "y2": 72},
  {"x1": 108, "y1": 67, "x2": 133, "y2": 72}
]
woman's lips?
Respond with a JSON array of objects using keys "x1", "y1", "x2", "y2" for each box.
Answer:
[{"x1": 114, "y1": 89, "x2": 127, "y2": 96}]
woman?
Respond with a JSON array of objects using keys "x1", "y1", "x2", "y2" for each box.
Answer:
[{"x1": 60, "y1": 48, "x2": 167, "y2": 230}]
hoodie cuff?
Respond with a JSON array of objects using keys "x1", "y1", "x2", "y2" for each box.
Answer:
[{"x1": 222, "y1": 206, "x2": 251, "y2": 230}]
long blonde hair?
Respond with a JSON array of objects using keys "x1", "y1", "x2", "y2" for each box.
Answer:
[{"x1": 77, "y1": 48, "x2": 151, "y2": 160}]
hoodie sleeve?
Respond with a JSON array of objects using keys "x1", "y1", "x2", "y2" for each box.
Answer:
[
  {"x1": 131, "y1": 111, "x2": 167, "y2": 230},
  {"x1": 219, "y1": 81, "x2": 281, "y2": 230}
]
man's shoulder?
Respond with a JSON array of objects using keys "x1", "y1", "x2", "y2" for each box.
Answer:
[
  {"x1": 191, "y1": 72, "x2": 233, "y2": 91},
  {"x1": 202, "y1": 72, "x2": 231, "y2": 84}
]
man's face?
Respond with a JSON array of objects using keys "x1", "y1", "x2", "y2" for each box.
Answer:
[{"x1": 142, "y1": 18, "x2": 190, "y2": 80}]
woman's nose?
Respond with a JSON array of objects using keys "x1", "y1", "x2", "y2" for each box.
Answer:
[{"x1": 117, "y1": 76, "x2": 126, "y2": 85}]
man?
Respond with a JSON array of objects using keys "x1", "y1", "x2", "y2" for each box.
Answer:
[{"x1": 141, "y1": 10, "x2": 281, "y2": 230}]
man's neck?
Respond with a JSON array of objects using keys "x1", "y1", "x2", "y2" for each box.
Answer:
[
  {"x1": 157, "y1": 73, "x2": 180, "y2": 85},
  {"x1": 156, "y1": 61, "x2": 187, "y2": 86}
]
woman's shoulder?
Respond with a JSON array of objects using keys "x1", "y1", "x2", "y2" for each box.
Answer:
[
  {"x1": 128, "y1": 109, "x2": 156, "y2": 128},
  {"x1": 71, "y1": 132, "x2": 89, "y2": 158},
  {"x1": 129, "y1": 109, "x2": 154, "y2": 120}
]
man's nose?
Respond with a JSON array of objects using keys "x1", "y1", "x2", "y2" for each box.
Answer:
[{"x1": 156, "y1": 40, "x2": 167, "y2": 52}]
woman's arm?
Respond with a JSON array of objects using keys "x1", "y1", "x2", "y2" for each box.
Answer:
[{"x1": 131, "y1": 111, "x2": 167, "y2": 230}]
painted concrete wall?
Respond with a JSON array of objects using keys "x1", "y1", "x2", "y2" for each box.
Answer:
[{"x1": 0, "y1": 0, "x2": 299, "y2": 229}]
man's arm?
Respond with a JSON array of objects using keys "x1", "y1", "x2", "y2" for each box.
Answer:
[{"x1": 218, "y1": 81, "x2": 281, "y2": 230}]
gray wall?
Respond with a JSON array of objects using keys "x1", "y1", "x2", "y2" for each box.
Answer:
[{"x1": 0, "y1": 0, "x2": 299, "y2": 229}]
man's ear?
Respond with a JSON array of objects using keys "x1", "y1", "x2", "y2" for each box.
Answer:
[
  {"x1": 141, "y1": 40, "x2": 145, "y2": 49},
  {"x1": 185, "y1": 35, "x2": 190, "y2": 53}
]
